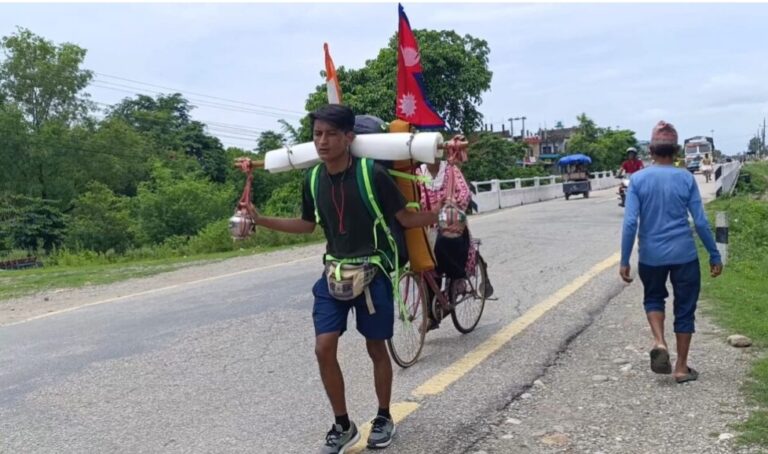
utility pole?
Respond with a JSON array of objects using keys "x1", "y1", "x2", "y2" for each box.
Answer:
[
  {"x1": 762, "y1": 117, "x2": 766, "y2": 158},
  {"x1": 520, "y1": 116, "x2": 527, "y2": 139},
  {"x1": 508, "y1": 116, "x2": 527, "y2": 141}
]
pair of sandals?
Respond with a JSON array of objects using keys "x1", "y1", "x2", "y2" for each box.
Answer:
[{"x1": 650, "y1": 347, "x2": 699, "y2": 384}]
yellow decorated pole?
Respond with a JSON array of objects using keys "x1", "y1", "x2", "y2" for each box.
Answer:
[{"x1": 389, "y1": 120, "x2": 436, "y2": 272}]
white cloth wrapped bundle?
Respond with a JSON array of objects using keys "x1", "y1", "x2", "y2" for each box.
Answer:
[{"x1": 264, "y1": 132, "x2": 444, "y2": 173}]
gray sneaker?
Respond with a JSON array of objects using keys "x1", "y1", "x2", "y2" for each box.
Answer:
[
  {"x1": 319, "y1": 422, "x2": 360, "y2": 454},
  {"x1": 367, "y1": 416, "x2": 396, "y2": 449}
]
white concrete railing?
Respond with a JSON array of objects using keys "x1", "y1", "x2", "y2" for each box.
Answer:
[
  {"x1": 715, "y1": 162, "x2": 742, "y2": 198},
  {"x1": 470, "y1": 171, "x2": 618, "y2": 213}
]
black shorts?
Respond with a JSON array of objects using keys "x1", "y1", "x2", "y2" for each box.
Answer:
[{"x1": 435, "y1": 229, "x2": 470, "y2": 279}]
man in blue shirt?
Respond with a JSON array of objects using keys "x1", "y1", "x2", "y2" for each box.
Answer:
[{"x1": 620, "y1": 121, "x2": 723, "y2": 384}]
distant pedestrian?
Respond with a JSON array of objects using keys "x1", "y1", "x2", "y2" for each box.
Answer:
[{"x1": 620, "y1": 120, "x2": 723, "y2": 384}]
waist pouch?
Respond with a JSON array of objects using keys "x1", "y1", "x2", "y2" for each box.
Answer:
[{"x1": 325, "y1": 262, "x2": 378, "y2": 314}]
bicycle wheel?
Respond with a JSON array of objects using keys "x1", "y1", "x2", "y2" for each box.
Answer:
[
  {"x1": 387, "y1": 271, "x2": 429, "y2": 368},
  {"x1": 451, "y1": 254, "x2": 487, "y2": 334}
]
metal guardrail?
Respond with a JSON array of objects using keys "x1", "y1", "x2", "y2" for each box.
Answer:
[{"x1": 715, "y1": 162, "x2": 742, "y2": 198}]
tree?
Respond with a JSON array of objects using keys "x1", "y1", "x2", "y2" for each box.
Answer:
[
  {"x1": 0, "y1": 28, "x2": 97, "y2": 205},
  {"x1": 66, "y1": 182, "x2": 136, "y2": 253},
  {"x1": 181, "y1": 121, "x2": 227, "y2": 183},
  {"x1": 461, "y1": 133, "x2": 531, "y2": 182},
  {"x1": 24, "y1": 119, "x2": 88, "y2": 203},
  {"x1": 277, "y1": 119, "x2": 300, "y2": 145},
  {"x1": 81, "y1": 118, "x2": 154, "y2": 197},
  {"x1": 574, "y1": 113, "x2": 599, "y2": 142},
  {"x1": 554, "y1": 121, "x2": 565, "y2": 129},
  {"x1": 263, "y1": 177, "x2": 303, "y2": 216},
  {"x1": 0, "y1": 104, "x2": 31, "y2": 195},
  {"x1": 0, "y1": 28, "x2": 93, "y2": 130},
  {"x1": 108, "y1": 93, "x2": 227, "y2": 182},
  {"x1": 108, "y1": 93, "x2": 191, "y2": 150},
  {"x1": 302, "y1": 29, "x2": 492, "y2": 135},
  {"x1": 0, "y1": 194, "x2": 66, "y2": 253},
  {"x1": 566, "y1": 113, "x2": 638, "y2": 170},
  {"x1": 134, "y1": 164, "x2": 235, "y2": 244},
  {"x1": 241, "y1": 131, "x2": 305, "y2": 209},
  {"x1": 748, "y1": 136, "x2": 761, "y2": 155},
  {"x1": 256, "y1": 130, "x2": 286, "y2": 154}
]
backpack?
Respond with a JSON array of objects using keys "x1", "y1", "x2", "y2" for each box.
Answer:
[{"x1": 308, "y1": 157, "x2": 408, "y2": 273}]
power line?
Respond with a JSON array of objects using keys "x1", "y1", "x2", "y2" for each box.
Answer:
[
  {"x1": 212, "y1": 133, "x2": 257, "y2": 142},
  {"x1": 207, "y1": 130, "x2": 260, "y2": 140},
  {"x1": 205, "y1": 120, "x2": 272, "y2": 134},
  {"x1": 91, "y1": 80, "x2": 286, "y2": 117},
  {"x1": 94, "y1": 71, "x2": 306, "y2": 116},
  {"x1": 92, "y1": 100, "x2": 275, "y2": 136},
  {"x1": 206, "y1": 125, "x2": 265, "y2": 136},
  {"x1": 90, "y1": 81, "x2": 303, "y2": 119}
]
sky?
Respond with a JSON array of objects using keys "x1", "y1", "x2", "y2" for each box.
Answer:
[{"x1": 1, "y1": 2, "x2": 767, "y2": 154}]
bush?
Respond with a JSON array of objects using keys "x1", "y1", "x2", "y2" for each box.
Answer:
[
  {"x1": 0, "y1": 194, "x2": 66, "y2": 253},
  {"x1": 134, "y1": 164, "x2": 235, "y2": 244},
  {"x1": 263, "y1": 175, "x2": 303, "y2": 216},
  {"x1": 65, "y1": 182, "x2": 137, "y2": 253},
  {"x1": 46, "y1": 248, "x2": 106, "y2": 267},
  {"x1": 187, "y1": 219, "x2": 251, "y2": 254},
  {"x1": 736, "y1": 163, "x2": 768, "y2": 195}
]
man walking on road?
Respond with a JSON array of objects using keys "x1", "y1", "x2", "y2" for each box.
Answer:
[
  {"x1": 620, "y1": 120, "x2": 723, "y2": 384},
  {"x1": 243, "y1": 105, "x2": 437, "y2": 452}
]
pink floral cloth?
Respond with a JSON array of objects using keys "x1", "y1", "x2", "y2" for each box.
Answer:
[{"x1": 418, "y1": 161, "x2": 471, "y2": 219}]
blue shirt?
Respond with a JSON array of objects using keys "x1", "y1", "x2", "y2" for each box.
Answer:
[{"x1": 621, "y1": 165, "x2": 722, "y2": 267}]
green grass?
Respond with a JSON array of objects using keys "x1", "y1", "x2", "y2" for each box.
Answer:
[
  {"x1": 699, "y1": 162, "x2": 768, "y2": 447},
  {"x1": 0, "y1": 236, "x2": 323, "y2": 301}
]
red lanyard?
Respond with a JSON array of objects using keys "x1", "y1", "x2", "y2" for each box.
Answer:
[
  {"x1": 327, "y1": 156, "x2": 351, "y2": 234},
  {"x1": 330, "y1": 181, "x2": 346, "y2": 234}
]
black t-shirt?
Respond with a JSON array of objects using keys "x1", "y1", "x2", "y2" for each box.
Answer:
[{"x1": 302, "y1": 157, "x2": 407, "y2": 259}]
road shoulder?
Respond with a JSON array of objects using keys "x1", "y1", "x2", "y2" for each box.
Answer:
[
  {"x1": 469, "y1": 281, "x2": 759, "y2": 454},
  {"x1": 0, "y1": 243, "x2": 325, "y2": 326}
]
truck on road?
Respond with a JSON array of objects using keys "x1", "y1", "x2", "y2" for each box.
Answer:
[{"x1": 683, "y1": 136, "x2": 715, "y2": 173}]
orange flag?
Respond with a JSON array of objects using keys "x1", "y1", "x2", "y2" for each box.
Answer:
[{"x1": 324, "y1": 43, "x2": 342, "y2": 104}]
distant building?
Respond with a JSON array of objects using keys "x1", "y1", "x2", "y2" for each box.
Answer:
[
  {"x1": 538, "y1": 126, "x2": 578, "y2": 156},
  {"x1": 524, "y1": 136, "x2": 541, "y2": 159}
]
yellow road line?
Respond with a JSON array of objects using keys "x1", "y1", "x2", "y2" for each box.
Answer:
[
  {"x1": 344, "y1": 252, "x2": 620, "y2": 453},
  {"x1": 412, "y1": 251, "x2": 620, "y2": 398},
  {"x1": 5, "y1": 255, "x2": 316, "y2": 327},
  {"x1": 348, "y1": 401, "x2": 419, "y2": 454}
]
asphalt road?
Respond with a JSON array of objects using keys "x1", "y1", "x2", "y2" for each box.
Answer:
[{"x1": 0, "y1": 176, "x2": 717, "y2": 454}]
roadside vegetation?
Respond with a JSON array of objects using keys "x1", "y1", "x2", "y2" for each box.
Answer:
[{"x1": 701, "y1": 162, "x2": 768, "y2": 446}]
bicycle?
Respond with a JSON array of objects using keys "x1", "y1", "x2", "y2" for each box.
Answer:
[{"x1": 386, "y1": 238, "x2": 490, "y2": 368}]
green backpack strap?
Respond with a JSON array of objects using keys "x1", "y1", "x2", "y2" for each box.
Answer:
[
  {"x1": 355, "y1": 158, "x2": 409, "y2": 325},
  {"x1": 356, "y1": 158, "x2": 396, "y2": 271},
  {"x1": 309, "y1": 164, "x2": 322, "y2": 225},
  {"x1": 387, "y1": 168, "x2": 430, "y2": 184}
]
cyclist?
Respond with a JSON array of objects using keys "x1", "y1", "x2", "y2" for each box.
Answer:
[{"x1": 417, "y1": 141, "x2": 492, "y2": 331}]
